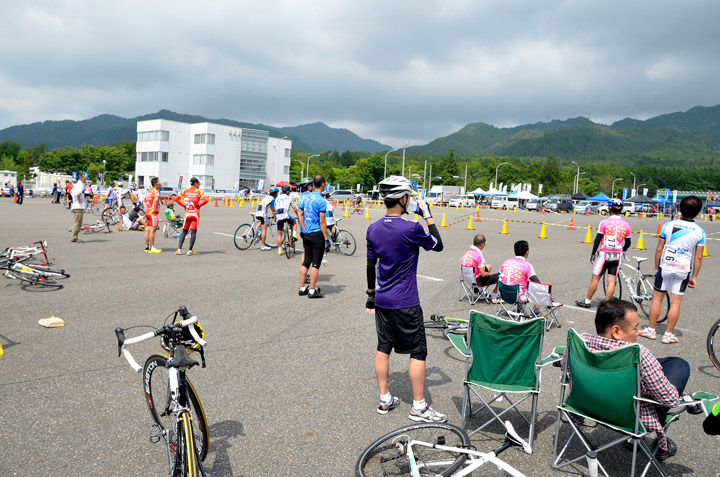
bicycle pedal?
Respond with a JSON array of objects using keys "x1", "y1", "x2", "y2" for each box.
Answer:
[{"x1": 149, "y1": 424, "x2": 162, "y2": 443}]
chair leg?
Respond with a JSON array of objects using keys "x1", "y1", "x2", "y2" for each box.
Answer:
[{"x1": 461, "y1": 384, "x2": 470, "y2": 427}]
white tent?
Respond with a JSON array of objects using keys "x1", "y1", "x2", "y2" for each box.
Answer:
[
  {"x1": 469, "y1": 187, "x2": 487, "y2": 195},
  {"x1": 513, "y1": 190, "x2": 538, "y2": 200}
]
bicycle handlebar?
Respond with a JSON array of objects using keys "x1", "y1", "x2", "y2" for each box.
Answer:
[{"x1": 115, "y1": 307, "x2": 206, "y2": 373}]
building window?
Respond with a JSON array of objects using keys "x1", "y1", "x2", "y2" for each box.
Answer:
[
  {"x1": 284, "y1": 148, "x2": 290, "y2": 158},
  {"x1": 241, "y1": 138, "x2": 267, "y2": 153},
  {"x1": 192, "y1": 154, "x2": 214, "y2": 165},
  {"x1": 137, "y1": 130, "x2": 169, "y2": 142},
  {"x1": 194, "y1": 133, "x2": 215, "y2": 144},
  {"x1": 196, "y1": 175, "x2": 213, "y2": 189},
  {"x1": 136, "y1": 151, "x2": 169, "y2": 162},
  {"x1": 283, "y1": 165, "x2": 290, "y2": 175}
]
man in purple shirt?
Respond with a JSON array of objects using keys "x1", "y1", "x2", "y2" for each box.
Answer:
[{"x1": 365, "y1": 176, "x2": 446, "y2": 422}]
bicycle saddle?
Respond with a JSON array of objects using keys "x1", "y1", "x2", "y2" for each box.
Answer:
[
  {"x1": 632, "y1": 256, "x2": 648, "y2": 263},
  {"x1": 167, "y1": 345, "x2": 199, "y2": 369}
]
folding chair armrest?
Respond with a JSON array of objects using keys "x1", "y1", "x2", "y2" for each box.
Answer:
[
  {"x1": 444, "y1": 328, "x2": 469, "y2": 356},
  {"x1": 691, "y1": 391, "x2": 719, "y2": 401},
  {"x1": 634, "y1": 396, "x2": 663, "y2": 406}
]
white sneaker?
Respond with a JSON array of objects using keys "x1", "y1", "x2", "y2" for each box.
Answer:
[
  {"x1": 409, "y1": 405, "x2": 447, "y2": 423},
  {"x1": 175, "y1": 249, "x2": 182, "y2": 255},
  {"x1": 260, "y1": 245, "x2": 272, "y2": 251},
  {"x1": 638, "y1": 327, "x2": 656, "y2": 340}
]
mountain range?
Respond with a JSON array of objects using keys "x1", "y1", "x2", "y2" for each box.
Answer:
[{"x1": 1, "y1": 105, "x2": 719, "y2": 163}]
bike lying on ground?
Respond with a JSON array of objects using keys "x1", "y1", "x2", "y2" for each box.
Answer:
[
  {"x1": 0, "y1": 240, "x2": 50, "y2": 268},
  {"x1": 602, "y1": 255, "x2": 669, "y2": 322},
  {"x1": 68, "y1": 220, "x2": 111, "y2": 234},
  {"x1": 115, "y1": 306, "x2": 209, "y2": 477},
  {"x1": 1, "y1": 259, "x2": 70, "y2": 288},
  {"x1": 355, "y1": 420, "x2": 531, "y2": 477}
]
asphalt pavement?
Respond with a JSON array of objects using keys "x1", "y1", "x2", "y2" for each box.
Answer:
[{"x1": 1, "y1": 197, "x2": 719, "y2": 476}]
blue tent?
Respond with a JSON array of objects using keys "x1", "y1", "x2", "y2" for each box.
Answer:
[
  {"x1": 652, "y1": 195, "x2": 673, "y2": 206},
  {"x1": 587, "y1": 192, "x2": 611, "y2": 202}
]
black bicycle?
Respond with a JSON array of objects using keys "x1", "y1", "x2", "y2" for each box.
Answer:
[
  {"x1": 328, "y1": 219, "x2": 356, "y2": 256},
  {"x1": 708, "y1": 318, "x2": 720, "y2": 372},
  {"x1": 115, "y1": 306, "x2": 209, "y2": 476}
]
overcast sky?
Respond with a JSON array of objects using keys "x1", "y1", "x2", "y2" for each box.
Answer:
[{"x1": 1, "y1": 0, "x2": 719, "y2": 147}]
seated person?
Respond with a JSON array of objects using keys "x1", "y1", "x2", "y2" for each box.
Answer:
[
  {"x1": 128, "y1": 206, "x2": 146, "y2": 230},
  {"x1": 164, "y1": 203, "x2": 183, "y2": 227},
  {"x1": 568, "y1": 298, "x2": 688, "y2": 460},
  {"x1": 118, "y1": 205, "x2": 133, "y2": 230},
  {"x1": 460, "y1": 233, "x2": 499, "y2": 302},
  {"x1": 499, "y1": 240, "x2": 540, "y2": 302}
]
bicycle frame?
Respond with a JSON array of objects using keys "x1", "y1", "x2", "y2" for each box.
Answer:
[{"x1": 618, "y1": 262, "x2": 649, "y2": 301}]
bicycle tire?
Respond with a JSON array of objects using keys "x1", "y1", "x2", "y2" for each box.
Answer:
[
  {"x1": 179, "y1": 410, "x2": 200, "y2": 477},
  {"x1": 637, "y1": 275, "x2": 669, "y2": 323},
  {"x1": 602, "y1": 272, "x2": 623, "y2": 300},
  {"x1": 707, "y1": 317, "x2": 720, "y2": 372},
  {"x1": 143, "y1": 354, "x2": 209, "y2": 462},
  {"x1": 102, "y1": 207, "x2": 119, "y2": 225},
  {"x1": 284, "y1": 230, "x2": 296, "y2": 259},
  {"x1": 334, "y1": 230, "x2": 356, "y2": 256},
  {"x1": 9, "y1": 269, "x2": 64, "y2": 288},
  {"x1": 355, "y1": 422, "x2": 469, "y2": 477},
  {"x1": 233, "y1": 224, "x2": 256, "y2": 250},
  {"x1": 20, "y1": 265, "x2": 70, "y2": 279}
]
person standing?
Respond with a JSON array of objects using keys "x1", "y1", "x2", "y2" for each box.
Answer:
[
  {"x1": 144, "y1": 177, "x2": 162, "y2": 253},
  {"x1": 51, "y1": 182, "x2": 59, "y2": 203},
  {"x1": 639, "y1": 195, "x2": 705, "y2": 344},
  {"x1": 16, "y1": 181, "x2": 24, "y2": 206},
  {"x1": 365, "y1": 176, "x2": 446, "y2": 422},
  {"x1": 298, "y1": 176, "x2": 329, "y2": 298},
  {"x1": 575, "y1": 198, "x2": 632, "y2": 308},
  {"x1": 70, "y1": 173, "x2": 87, "y2": 242},
  {"x1": 174, "y1": 177, "x2": 209, "y2": 255}
]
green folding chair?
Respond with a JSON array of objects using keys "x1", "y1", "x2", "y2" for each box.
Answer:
[
  {"x1": 461, "y1": 311, "x2": 559, "y2": 452},
  {"x1": 496, "y1": 281, "x2": 532, "y2": 321},
  {"x1": 552, "y1": 328, "x2": 667, "y2": 477}
]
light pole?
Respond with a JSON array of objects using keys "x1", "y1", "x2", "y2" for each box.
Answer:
[
  {"x1": 272, "y1": 136, "x2": 287, "y2": 184},
  {"x1": 637, "y1": 184, "x2": 646, "y2": 196},
  {"x1": 630, "y1": 172, "x2": 636, "y2": 194},
  {"x1": 306, "y1": 154, "x2": 320, "y2": 179},
  {"x1": 294, "y1": 159, "x2": 305, "y2": 181},
  {"x1": 494, "y1": 162, "x2": 508, "y2": 190},
  {"x1": 384, "y1": 148, "x2": 398, "y2": 179},
  {"x1": 611, "y1": 178, "x2": 622, "y2": 197},
  {"x1": 571, "y1": 161, "x2": 580, "y2": 195},
  {"x1": 401, "y1": 140, "x2": 408, "y2": 177},
  {"x1": 464, "y1": 164, "x2": 468, "y2": 193}
]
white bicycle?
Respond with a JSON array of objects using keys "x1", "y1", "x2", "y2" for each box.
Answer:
[{"x1": 355, "y1": 420, "x2": 531, "y2": 476}]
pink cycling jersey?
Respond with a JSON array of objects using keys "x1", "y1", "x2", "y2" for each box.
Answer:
[
  {"x1": 598, "y1": 216, "x2": 632, "y2": 253},
  {"x1": 460, "y1": 246, "x2": 484, "y2": 281},
  {"x1": 499, "y1": 256, "x2": 535, "y2": 295}
]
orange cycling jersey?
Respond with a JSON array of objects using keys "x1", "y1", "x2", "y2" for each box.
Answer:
[
  {"x1": 145, "y1": 188, "x2": 159, "y2": 214},
  {"x1": 175, "y1": 187, "x2": 207, "y2": 217}
]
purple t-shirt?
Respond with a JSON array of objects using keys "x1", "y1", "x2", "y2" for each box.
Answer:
[{"x1": 366, "y1": 216, "x2": 438, "y2": 309}]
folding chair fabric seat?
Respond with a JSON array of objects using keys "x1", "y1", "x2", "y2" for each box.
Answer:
[
  {"x1": 462, "y1": 311, "x2": 554, "y2": 451},
  {"x1": 460, "y1": 265, "x2": 488, "y2": 305},
  {"x1": 527, "y1": 281, "x2": 562, "y2": 330},
  {"x1": 496, "y1": 281, "x2": 531, "y2": 320}
]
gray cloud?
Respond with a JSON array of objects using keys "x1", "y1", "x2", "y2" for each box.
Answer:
[{"x1": 1, "y1": 0, "x2": 718, "y2": 147}]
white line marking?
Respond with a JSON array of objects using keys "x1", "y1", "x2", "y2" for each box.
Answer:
[
  {"x1": 214, "y1": 232, "x2": 235, "y2": 237},
  {"x1": 417, "y1": 275, "x2": 444, "y2": 282},
  {"x1": 564, "y1": 305, "x2": 596, "y2": 313}
]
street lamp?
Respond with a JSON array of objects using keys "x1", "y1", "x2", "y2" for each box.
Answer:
[
  {"x1": 611, "y1": 178, "x2": 622, "y2": 197},
  {"x1": 306, "y1": 154, "x2": 320, "y2": 178},
  {"x1": 630, "y1": 172, "x2": 636, "y2": 193},
  {"x1": 272, "y1": 136, "x2": 287, "y2": 184},
  {"x1": 637, "y1": 183, "x2": 646, "y2": 195},
  {"x1": 401, "y1": 140, "x2": 408, "y2": 177},
  {"x1": 571, "y1": 161, "x2": 580, "y2": 195},
  {"x1": 384, "y1": 148, "x2": 398, "y2": 179},
  {"x1": 294, "y1": 159, "x2": 305, "y2": 181},
  {"x1": 494, "y1": 162, "x2": 508, "y2": 190}
]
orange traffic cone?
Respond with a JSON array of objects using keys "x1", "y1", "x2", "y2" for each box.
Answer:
[
  {"x1": 475, "y1": 208, "x2": 481, "y2": 222},
  {"x1": 215, "y1": 198, "x2": 219, "y2": 207},
  {"x1": 568, "y1": 217, "x2": 575, "y2": 230},
  {"x1": 12, "y1": 194, "x2": 17, "y2": 203},
  {"x1": 655, "y1": 224, "x2": 662, "y2": 238},
  {"x1": 93, "y1": 195, "x2": 98, "y2": 205}
]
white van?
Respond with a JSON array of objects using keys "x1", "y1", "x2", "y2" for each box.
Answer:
[{"x1": 491, "y1": 196, "x2": 519, "y2": 210}]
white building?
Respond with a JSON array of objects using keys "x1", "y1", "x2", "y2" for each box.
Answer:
[
  {"x1": 135, "y1": 119, "x2": 292, "y2": 192},
  {"x1": 1, "y1": 170, "x2": 17, "y2": 188},
  {"x1": 26, "y1": 167, "x2": 73, "y2": 192}
]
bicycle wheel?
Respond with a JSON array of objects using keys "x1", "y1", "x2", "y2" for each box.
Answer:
[
  {"x1": 178, "y1": 410, "x2": 201, "y2": 477},
  {"x1": 284, "y1": 230, "x2": 296, "y2": 259},
  {"x1": 233, "y1": 224, "x2": 256, "y2": 250},
  {"x1": 707, "y1": 318, "x2": 720, "y2": 372},
  {"x1": 602, "y1": 272, "x2": 623, "y2": 300},
  {"x1": 636, "y1": 275, "x2": 669, "y2": 323},
  {"x1": 334, "y1": 230, "x2": 356, "y2": 256},
  {"x1": 102, "y1": 207, "x2": 119, "y2": 225},
  {"x1": 9, "y1": 269, "x2": 64, "y2": 288},
  {"x1": 143, "y1": 355, "x2": 209, "y2": 461},
  {"x1": 21, "y1": 265, "x2": 70, "y2": 279},
  {"x1": 356, "y1": 422, "x2": 469, "y2": 477}
]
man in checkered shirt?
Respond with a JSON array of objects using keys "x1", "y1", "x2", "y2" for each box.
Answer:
[{"x1": 571, "y1": 298, "x2": 689, "y2": 460}]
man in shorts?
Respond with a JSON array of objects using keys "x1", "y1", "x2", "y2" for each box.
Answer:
[
  {"x1": 365, "y1": 176, "x2": 446, "y2": 422},
  {"x1": 460, "y1": 234, "x2": 500, "y2": 302},
  {"x1": 639, "y1": 195, "x2": 705, "y2": 344},
  {"x1": 275, "y1": 184, "x2": 299, "y2": 255},
  {"x1": 576, "y1": 198, "x2": 632, "y2": 308},
  {"x1": 298, "y1": 176, "x2": 329, "y2": 298},
  {"x1": 144, "y1": 177, "x2": 162, "y2": 253},
  {"x1": 257, "y1": 187, "x2": 279, "y2": 250},
  {"x1": 174, "y1": 177, "x2": 209, "y2": 255},
  {"x1": 297, "y1": 177, "x2": 314, "y2": 283}
]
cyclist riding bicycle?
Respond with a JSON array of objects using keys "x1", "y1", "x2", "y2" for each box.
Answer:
[
  {"x1": 576, "y1": 198, "x2": 632, "y2": 308},
  {"x1": 258, "y1": 187, "x2": 279, "y2": 251},
  {"x1": 276, "y1": 184, "x2": 299, "y2": 255}
]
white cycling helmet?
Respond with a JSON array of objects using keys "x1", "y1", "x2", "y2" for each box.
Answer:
[{"x1": 378, "y1": 176, "x2": 414, "y2": 199}]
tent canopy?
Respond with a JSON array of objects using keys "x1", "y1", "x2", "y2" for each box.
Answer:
[
  {"x1": 508, "y1": 190, "x2": 539, "y2": 200},
  {"x1": 626, "y1": 194, "x2": 654, "y2": 204},
  {"x1": 588, "y1": 192, "x2": 611, "y2": 202},
  {"x1": 572, "y1": 192, "x2": 590, "y2": 200},
  {"x1": 469, "y1": 187, "x2": 487, "y2": 195}
]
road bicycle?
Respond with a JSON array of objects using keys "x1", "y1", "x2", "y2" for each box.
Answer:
[
  {"x1": 68, "y1": 220, "x2": 110, "y2": 235},
  {"x1": 351, "y1": 201, "x2": 364, "y2": 215},
  {"x1": 233, "y1": 213, "x2": 276, "y2": 250},
  {"x1": 423, "y1": 314, "x2": 467, "y2": 330},
  {"x1": 707, "y1": 318, "x2": 720, "y2": 372},
  {"x1": 2, "y1": 258, "x2": 70, "y2": 288},
  {"x1": 0, "y1": 240, "x2": 50, "y2": 268},
  {"x1": 280, "y1": 225, "x2": 297, "y2": 259},
  {"x1": 355, "y1": 420, "x2": 531, "y2": 476},
  {"x1": 602, "y1": 255, "x2": 669, "y2": 322},
  {"x1": 102, "y1": 204, "x2": 121, "y2": 226},
  {"x1": 115, "y1": 306, "x2": 209, "y2": 477},
  {"x1": 328, "y1": 219, "x2": 356, "y2": 256}
]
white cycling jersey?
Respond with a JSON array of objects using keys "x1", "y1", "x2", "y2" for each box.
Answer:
[
  {"x1": 658, "y1": 218, "x2": 705, "y2": 274},
  {"x1": 275, "y1": 195, "x2": 293, "y2": 220},
  {"x1": 256, "y1": 195, "x2": 275, "y2": 219}
]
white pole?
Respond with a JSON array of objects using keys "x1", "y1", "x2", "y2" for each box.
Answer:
[
  {"x1": 401, "y1": 140, "x2": 408, "y2": 177},
  {"x1": 384, "y1": 148, "x2": 398, "y2": 179}
]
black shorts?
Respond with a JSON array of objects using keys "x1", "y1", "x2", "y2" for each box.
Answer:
[
  {"x1": 302, "y1": 231, "x2": 325, "y2": 269},
  {"x1": 257, "y1": 216, "x2": 265, "y2": 226},
  {"x1": 477, "y1": 271, "x2": 499, "y2": 287},
  {"x1": 277, "y1": 217, "x2": 294, "y2": 231},
  {"x1": 375, "y1": 305, "x2": 427, "y2": 359}
]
